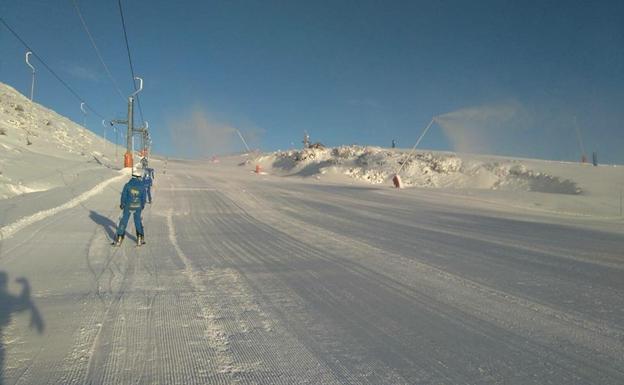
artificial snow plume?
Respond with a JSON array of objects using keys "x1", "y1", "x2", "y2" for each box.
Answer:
[
  {"x1": 0, "y1": 82, "x2": 124, "y2": 200},
  {"x1": 167, "y1": 106, "x2": 237, "y2": 158},
  {"x1": 166, "y1": 105, "x2": 262, "y2": 158},
  {"x1": 435, "y1": 101, "x2": 589, "y2": 161},
  {"x1": 435, "y1": 101, "x2": 525, "y2": 155}
]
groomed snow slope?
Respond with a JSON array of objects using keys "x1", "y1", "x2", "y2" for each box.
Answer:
[
  {"x1": 2, "y1": 155, "x2": 623, "y2": 384},
  {"x1": 1, "y1": 86, "x2": 623, "y2": 384}
]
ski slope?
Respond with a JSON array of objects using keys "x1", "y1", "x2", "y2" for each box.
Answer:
[{"x1": 1, "y1": 154, "x2": 623, "y2": 385}]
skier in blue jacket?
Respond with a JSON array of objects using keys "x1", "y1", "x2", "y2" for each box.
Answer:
[
  {"x1": 114, "y1": 167, "x2": 146, "y2": 246},
  {"x1": 143, "y1": 166, "x2": 155, "y2": 204}
]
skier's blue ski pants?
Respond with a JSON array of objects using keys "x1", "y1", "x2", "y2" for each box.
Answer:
[
  {"x1": 145, "y1": 185, "x2": 152, "y2": 203},
  {"x1": 116, "y1": 208, "x2": 144, "y2": 236}
]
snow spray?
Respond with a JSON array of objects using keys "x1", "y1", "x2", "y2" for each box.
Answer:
[
  {"x1": 167, "y1": 106, "x2": 248, "y2": 158},
  {"x1": 434, "y1": 102, "x2": 521, "y2": 156}
]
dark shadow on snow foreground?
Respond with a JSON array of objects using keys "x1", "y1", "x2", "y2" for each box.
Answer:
[
  {"x1": 89, "y1": 210, "x2": 117, "y2": 241},
  {"x1": 0, "y1": 271, "x2": 44, "y2": 385},
  {"x1": 89, "y1": 210, "x2": 137, "y2": 242}
]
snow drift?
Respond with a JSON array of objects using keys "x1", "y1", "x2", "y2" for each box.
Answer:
[
  {"x1": 256, "y1": 146, "x2": 582, "y2": 195},
  {"x1": 248, "y1": 145, "x2": 624, "y2": 218}
]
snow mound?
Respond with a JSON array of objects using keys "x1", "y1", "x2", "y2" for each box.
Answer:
[
  {"x1": 0, "y1": 83, "x2": 107, "y2": 158},
  {"x1": 257, "y1": 146, "x2": 582, "y2": 195},
  {"x1": 0, "y1": 82, "x2": 124, "y2": 200}
]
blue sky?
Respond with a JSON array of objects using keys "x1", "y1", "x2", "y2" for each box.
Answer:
[{"x1": 1, "y1": 0, "x2": 623, "y2": 162}]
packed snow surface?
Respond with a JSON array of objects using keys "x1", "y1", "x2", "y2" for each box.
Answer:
[{"x1": 1, "y1": 83, "x2": 624, "y2": 384}]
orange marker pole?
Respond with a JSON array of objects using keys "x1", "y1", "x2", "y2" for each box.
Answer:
[{"x1": 124, "y1": 152, "x2": 133, "y2": 168}]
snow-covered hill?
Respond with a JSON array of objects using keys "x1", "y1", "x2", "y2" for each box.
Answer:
[
  {"x1": 257, "y1": 146, "x2": 582, "y2": 193},
  {"x1": 0, "y1": 82, "x2": 124, "y2": 200},
  {"x1": 252, "y1": 145, "x2": 624, "y2": 218}
]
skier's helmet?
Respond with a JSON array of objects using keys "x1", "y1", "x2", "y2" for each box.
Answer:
[{"x1": 132, "y1": 166, "x2": 143, "y2": 177}]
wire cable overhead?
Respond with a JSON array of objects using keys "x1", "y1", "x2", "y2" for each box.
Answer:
[
  {"x1": 0, "y1": 16, "x2": 107, "y2": 120},
  {"x1": 71, "y1": 0, "x2": 126, "y2": 102},
  {"x1": 117, "y1": 0, "x2": 145, "y2": 125}
]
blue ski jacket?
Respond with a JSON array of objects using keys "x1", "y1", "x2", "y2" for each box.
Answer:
[
  {"x1": 143, "y1": 167, "x2": 154, "y2": 186},
  {"x1": 120, "y1": 176, "x2": 146, "y2": 210}
]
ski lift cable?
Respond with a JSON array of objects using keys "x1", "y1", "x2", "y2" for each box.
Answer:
[
  {"x1": 71, "y1": 0, "x2": 126, "y2": 102},
  {"x1": 0, "y1": 16, "x2": 107, "y2": 120},
  {"x1": 135, "y1": 95, "x2": 145, "y2": 126},
  {"x1": 117, "y1": 0, "x2": 145, "y2": 125}
]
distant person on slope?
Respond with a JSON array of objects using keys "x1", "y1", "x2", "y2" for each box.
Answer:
[
  {"x1": 114, "y1": 167, "x2": 146, "y2": 246},
  {"x1": 143, "y1": 166, "x2": 155, "y2": 204}
]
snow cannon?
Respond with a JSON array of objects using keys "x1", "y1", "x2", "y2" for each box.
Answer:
[
  {"x1": 392, "y1": 174, "x2": 403, "y2": 189},
  {"x1": 392, "y1": 118, "x2": 435, "y2": 190}
]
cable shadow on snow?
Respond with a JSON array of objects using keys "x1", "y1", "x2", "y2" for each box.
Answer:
[{"x1": 0, "y1": 271, "x2": 44, "y2": 385}]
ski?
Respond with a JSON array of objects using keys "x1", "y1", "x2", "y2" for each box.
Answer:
[
  {"x1": 136, "y1": 234, "x2": 145, "y2": 247},
  {"x1": 112, "y1": 235, "x2": 124, "y2": 246}
]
